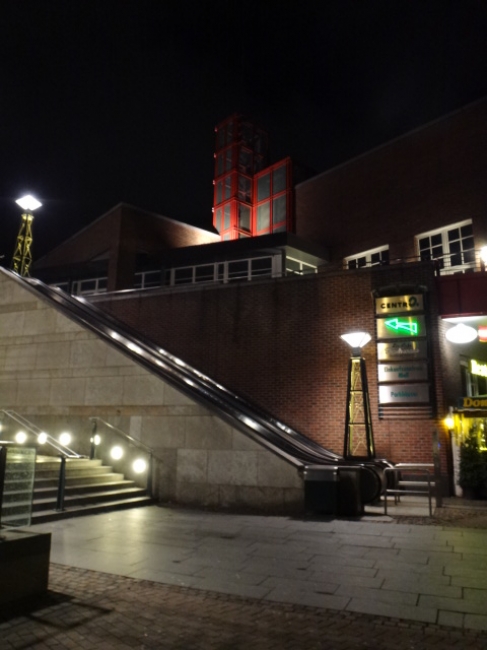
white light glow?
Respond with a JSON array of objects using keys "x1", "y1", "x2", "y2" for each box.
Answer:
[
  {"x1": 16, "y1": 194, "x2": 42, "y2": 211},
  {"x1": 127, "y1": 342, "x2": 143, "y2": 354},
  {"x1": 110, "y1": 445, "x2": 124, "y2": 460},
  {"x1": 38, "y1": 432, "x2": 48, "y2": 445},
  {"x1": 133, "y1": 458, "x2": 147, "y2": 474},
  {"x1": 445, "y1": 323, "x2": 478, "y2": 344},
  {"x1": 15, "y1": 430, "x2": 27, "y2": 444},
  {"x1": 59, "y1": 432, "x2": 72, "y2": 446},
  {"x1": 481, "y1": 246, "x2": 487, "y2": 264},
  {"x1": 340, "y1": 332, "x2": 371, "y2": 349}
]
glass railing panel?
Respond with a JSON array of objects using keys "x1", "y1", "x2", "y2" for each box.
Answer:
[{"x1": 1, "y1": 445, "x2": 36, "y2": 528}]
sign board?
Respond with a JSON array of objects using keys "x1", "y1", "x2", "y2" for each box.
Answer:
[
  {"x1": 377, "y1": 315, "x2": 426, "y2": 340},
  {"x1": 379, "y1": 383, "x2": 430, "y2": 404},
  {"x1": 471, "y1": 359, "x2": 487, "y2": 378},
  {"x1": 458, "y1": 396, "x2": 487, "y2": 409},
  {"x1": 378, "y1": 362, "x2": 428, "y2": 382},
  {"x1": 377, "y1": 340, "x2": 428, "y2": 361},
  {"x1": 375, "y1": 294, "x2": 424, "y2": 315}
]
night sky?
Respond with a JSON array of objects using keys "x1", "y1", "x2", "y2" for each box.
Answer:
[{"x1": 1, "y1": 1, "x2": 486, "y2": 260}]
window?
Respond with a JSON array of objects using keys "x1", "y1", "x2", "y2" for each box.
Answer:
[
  {"x1": 345, "y1": 246, "x2": 389, "y2": 269},
  {"x1": 257, "y1": 173, "x2": 270, "y2": 201},
  {"x1": 257, "y1": 202, "x2": 270, "y2": 231},
  {"x1": 417, "y1": 220, "x2": 474, "y2": 272},
  {"x1": 238, "y1": 205, "x2": 251, "y2": 231}
]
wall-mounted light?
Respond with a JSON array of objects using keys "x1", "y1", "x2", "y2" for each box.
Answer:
[
  {"x1": 59, "y1": 432, "x2": 72, "y2": 446},
  {"x1": 38, "y1": 432, "x2": 48, "y2": 445},
  {"x1": 445, "y1": 323, "x2": 478, "y2": 344},
  {"x1": 133, "y1": 458, "x2": 147, "y2": 474},
  {"x1": 15, "y1": 430, "x2": 27, "y2": 444},
  {"x1": 110, "y1": 445, "x2": 124, "y2": 460}
]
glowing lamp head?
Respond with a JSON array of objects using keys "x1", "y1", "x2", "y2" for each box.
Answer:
[
  {"x1": 59, "y1": 431, "x2": 72, "y2": 446},
  {"x1": 16, "y1": 195, "x2": 42, "y2": 212},
  {"x1": 340, "y1": 332, "x2": 371, "y2": 356},
  {"x1": 15, "y1": 430, "x2": 27, "y2": 444},
  {"x1": 133, "y1": 458, "x2": 147, "y2": 474},
  {"x1": 445, "y1": 323, "x2": 477, "y2": 344},
  {"x1": 444, "y1": 415, "x2": 454, "y2": 430},
  {"x1": 480, "y1": 246, "x2": 487, "y2": 265},
  {"x1": 110, "y1": 445, "x2": 124, "y2": 460}
]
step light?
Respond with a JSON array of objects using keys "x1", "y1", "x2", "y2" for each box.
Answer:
[
  {"x1": 59, "y1": 432, "x2": 72, "y2": 446},
  {"x1": 15, "y1": 430, "x2": 27, "y2": 444},
  {"x1": 38, "y1": 432, "x2": 48, "y2": 445},
  {"x1": 110, "y1": 445, "x2": 124, "y2": 460},
  {"x1": 133, "y1": 458, "x2": 147, "y2": 474}
]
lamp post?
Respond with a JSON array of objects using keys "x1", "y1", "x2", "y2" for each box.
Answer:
[
  {"x1": 11, "y1": 194, "x2": 42, "y2": 277},
  {"x1": 340, "y1": 331, "x2": 375, "y2": 460}
]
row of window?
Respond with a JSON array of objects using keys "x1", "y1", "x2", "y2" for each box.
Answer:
[
  {"x1": 53, "y1": 256, "x2": 318, "y2": 296},
  {"x1": 345, "y1": 220, "x2": 476, "y2": 272}
]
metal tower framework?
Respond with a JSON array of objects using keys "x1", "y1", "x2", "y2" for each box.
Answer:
[
  {"x1": 12, "y1": 212, "x2": 34, "y2": 277},
  {"x1": 343, "y1": 354, "x2": 375, "y2": 460}
]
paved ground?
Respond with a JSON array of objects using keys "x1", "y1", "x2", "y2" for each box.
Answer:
[{"x1": 2, "y1": 501, "x2": 487, "y2": 648}]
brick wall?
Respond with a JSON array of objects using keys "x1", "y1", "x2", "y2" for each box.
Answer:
[{"x1": 96, "y1": 262, "x2": 452, "y2": 472}]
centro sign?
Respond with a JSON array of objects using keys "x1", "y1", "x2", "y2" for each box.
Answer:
[{"x1": 375, "y1": 294, "x2": 424, "y2": 315}]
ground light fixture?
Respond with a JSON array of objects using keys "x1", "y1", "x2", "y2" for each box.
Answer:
[
  {"x1": 15, "y1": 430, "x2": 27, "y2": 444},
  {"x1": 445, "y1": 323, "x2": 478, "y2": 344},
  {"x1": 12, "y1": 194, "x2": 42, "y2": 277},
  {"x1": 133, "y1": 458, "x2": 147, "y2": 474},
  {"x1": 340, "y1": 331, "x2": 375, "y2": 460},
  {"x1": 110, "y1": 445, "x2": 124, "y2": 460},
  {"x1": 59, "y1": 432, "x2": 72, "y2": 446}
]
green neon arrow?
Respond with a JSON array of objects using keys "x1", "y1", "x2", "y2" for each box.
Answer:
[{"x1": 385, "y1": 317, "x2": 419, "y2": 335}]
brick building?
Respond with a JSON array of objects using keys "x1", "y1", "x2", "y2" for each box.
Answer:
[{"x1": 29, "y1": 98, "x2": 487, "y2": 496}]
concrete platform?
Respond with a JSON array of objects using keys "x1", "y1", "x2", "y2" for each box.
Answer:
[{"x1": 29, "y1": 504, "x2": 487, "y2": 632}]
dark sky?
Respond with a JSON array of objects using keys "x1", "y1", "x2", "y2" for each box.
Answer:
[{"x1": 1, "y1": 0, "x2": 486, "y2": 259}]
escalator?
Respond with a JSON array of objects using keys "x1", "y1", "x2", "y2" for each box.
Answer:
[{"x1": 1, "y1": 267, "x2": 385, "y2": 505}]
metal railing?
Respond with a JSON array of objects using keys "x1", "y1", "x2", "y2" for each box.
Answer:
[{"x1": 384, "y1": 463, "x2": 435, "y2": 516}]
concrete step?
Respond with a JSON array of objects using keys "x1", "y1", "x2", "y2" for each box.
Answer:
[{"x1": 29, "y1": 495, "x2": 155, "y2": 524}]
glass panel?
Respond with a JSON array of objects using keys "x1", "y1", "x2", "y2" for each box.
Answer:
[
  {"x1": 142, "y1": 271, "x2": 160, "y2": 288},
  {"x1": 195, "y1": 265, "x2": 215, "y2": 282},
  {"x1": 98, "y1": 278, "x2": 108, "y2": 289},
  {"x1": 216, "y1": 181, "x2": 222, "y2": 204},
  {"x1": 461, "y1": 224, "x2": 473, "y2": 238},
  {"x1": 80, "y1": 280, "x2": 96, "y2": 292},
  {"x1": 357, "y1": 257, "x2": 367, "y2": 268},
  {"x1": 448, "y1": 228, "x2": 460, "y2": 243},
  {"x1": 2, "y1": 446, "x2": 37, "y2": 526},
  {"x1": 273, "y1": 165, "x2": 287, "y2": 193},
  {"x1": 463, "y1": 236, "x2": 474, "y2": 251},
  {"x1": 238, "y1": 149, "x2": 252, "y2": 174},
  {"x1": 381, "y1": 249, "x2": 390, "y2": 265},
  {"x1": 238, "y1": 176, "x2": 251, "y2": 202},
  {"x1": 431, "y1": 233, "x2": 442, "y2": 247},
  {"x1": 224, "y1": 176, "x2": 232, "y2": 200},
  {"x1": 257, "y1": 202, "x2": 270, "y2": 231},
  {"x1": 238, "y1": 232, "x2": 250, "y2": 239},
  {"x1": 217, "y1": 153, "x2": 224, "y2": 176},
  {"x1": 254, "y1": 155, "x2": 264, "y2": 173},
  {"x1": 432, "y1": 244, "x2": 443, "y2": 258},
  {"x1": 251, "y1": 257, "x2": 272, "y2": 276},
  {"x1": 257, "y1": 174, "x2": 270, "y2": 201},
  {"x1": 464, "y1": 249, "x2": 475, "y2": 264},
  {"x1": 419, "y1": 237, "x2": 430, "y2": 251},
  {"x1": 238, "y1": 205, "x2": 251, "y2": 231},
  {"x1": 174, "y1": 267, "x2": 193, "y2": 284},
  {"x1": 225, "y1": 148, "x2": 233, "y2": 171},
  {"x1": 224, "y1": 205, "x2": 231, "y2": 230},
  {"x1": 272, "y1": 195, "x2": 287, "y2": 225},
  {"x1": 215, "y1": 207, "x2": 222, "y2": 232},
  {"x1": 228, "y1": 260, "x2": 248, "y2": 280},
  {"x1": 273, "y1": 223, "x2": 286, "y2": 233},
  {"x1": 348, "y1": 259, "x2": 357, "y2": 269},
  {"x1": 371, "y1": 252, "x2": 380, "y2": 266}
]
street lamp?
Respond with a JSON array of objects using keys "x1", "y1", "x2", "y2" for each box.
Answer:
[
  {"x1": 340, "y1": 331, "x2": 375, "y2": 460},
  {"x1": 11, "y1": 194, "x2": 42, "y2": 277}
]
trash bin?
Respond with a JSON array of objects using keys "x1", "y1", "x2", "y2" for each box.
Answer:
[
  {"x1": 337, "y1": 466, "x2": 363, "y2": 516},
  {"x1": 303, "y1": 465, "x2": 338, "y2": 515}
]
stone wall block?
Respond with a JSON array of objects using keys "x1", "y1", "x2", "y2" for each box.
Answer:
[
  {"x1": 207, "y1": 450, "x2": 258, "y2": 486},
  {"x1": 176, "y1": 449, "x2": 208, "y2": 483},
  {"x1": 185, "y1": 416, "x2": 233, "y2": 449}
]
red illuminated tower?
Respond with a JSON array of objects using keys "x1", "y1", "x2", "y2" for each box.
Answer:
[{"x1": 213, "y1": 115, "x2": 293, "y2": 240}]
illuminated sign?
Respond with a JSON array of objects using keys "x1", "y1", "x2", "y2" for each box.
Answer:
[
  {"x1": 379, "y1": 383, "x2": 430, "y2": 404},
  {"x1": 377, "y1": 340, "x2": 427, "y2": 361},
  {"x1": 459, "y1": 396, "x2": 487, "y2": 409},
  {"x1": 471, "y1": 359, "x2": 487, "y2": 378},
  {"x1": 375, "y1": 294, "x2": 424, "y2": 315},
  {"x1": 479, "y1": 326, "x2": 487, "y2": 343},
  {"x1": 378, "y1": 362, "x2": 428, "y2": 382},
  {"x1": 377, "y1": 316, "x2": 425, "y2": 340}
]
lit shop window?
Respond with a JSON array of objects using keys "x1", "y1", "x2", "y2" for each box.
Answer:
[
  {"x1": 345, "y1": 246, "x2": 389, "y2": 269},
  {"x1": 417, "y1": 220, "x2": 474, "y2": 272}
]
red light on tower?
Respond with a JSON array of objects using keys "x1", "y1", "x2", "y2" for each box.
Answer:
[{"x1": 478, "y1": 325, "x2": 487, "y2": 343}]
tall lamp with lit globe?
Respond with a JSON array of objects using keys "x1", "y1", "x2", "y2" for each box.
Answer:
[
  {"x1": 340, "y1": 331, "x2": 376, "y2": 460},
  {"x1": 11, "y1": 194, "x2": 42, "y2": 277}
]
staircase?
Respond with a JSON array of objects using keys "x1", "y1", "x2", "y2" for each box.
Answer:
[{"x1": 2, "y1": 455, "x2": 154, "y2": 526}]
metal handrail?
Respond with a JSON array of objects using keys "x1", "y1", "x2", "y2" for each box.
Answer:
[
  {"x1": 0, "y1": 410, "x2": 83, "y2": 459},
  {"x1": 90, "y1": 417, "x2": 154, "y2": 455},
  {"x1": 384, "y1": 465, "x2": 434, "y2": 517}
]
